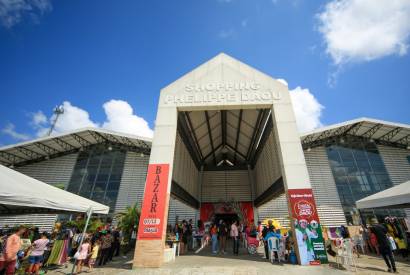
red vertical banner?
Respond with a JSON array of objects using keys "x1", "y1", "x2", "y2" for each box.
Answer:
[
  {"x1": 288, "y1": 188, "x2": 328, "y2": 265},
  {"x1": 137, "y1": 164, "x2": 169, "y2": 240}
]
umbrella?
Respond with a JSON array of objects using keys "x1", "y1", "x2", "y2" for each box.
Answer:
[{"x1": 261, "y1": 218, "x2": 281, "y2": 229}]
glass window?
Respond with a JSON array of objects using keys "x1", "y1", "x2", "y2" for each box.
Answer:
[
  {"x1": 326, "y1": 136, "x2": 404, "y2": 224},
  {"x1": 66, "y1": 144, "x2": 126, "y2": 213}
]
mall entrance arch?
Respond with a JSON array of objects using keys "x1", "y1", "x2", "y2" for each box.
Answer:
[{"x1": 134, "y1": 53, "x2": 327, "y2": 267}]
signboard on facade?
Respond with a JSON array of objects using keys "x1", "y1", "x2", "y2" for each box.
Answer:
[
  {"x1": 163, "y1": 82, "x2": 281, "y2": 105},
  {"x1": 137, "y1": 164, "x2": 169, "y2": 240},
  {"x1": 288, "y1": 188, "x2": 328, "y2": 265}
]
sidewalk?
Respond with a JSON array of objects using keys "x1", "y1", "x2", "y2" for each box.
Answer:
[{"x1": 45, "y1": 247, "x2": 410, "y2": 275}]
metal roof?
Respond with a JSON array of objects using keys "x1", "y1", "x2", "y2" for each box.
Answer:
[
  {"x1": 177, "y1": 108, "x2": 273, "y2": 170},
  {"x1": 0, "y1": 127, "x2": 152, "y2": 167},
  {"x1": 301, "y1": 117, "x2": 410, "y2": 150}
]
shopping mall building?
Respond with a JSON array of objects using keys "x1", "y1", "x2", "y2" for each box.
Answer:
[{"x1": 1, "y1": 53, "x2": 409, "y2": 236}]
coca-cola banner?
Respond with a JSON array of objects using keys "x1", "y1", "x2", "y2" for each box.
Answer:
[
  {"x1": 288, "y1": 188, "x2": 328, "y2": 265},
  {"x1": 137, "y1": 164, "x2": 169, "y2": 240}
]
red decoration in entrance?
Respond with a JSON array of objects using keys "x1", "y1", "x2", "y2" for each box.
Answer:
[
  {"x1": 137, "y1": 164, "x2": 169, "y2": 240},
  {"x1": 200, "y1": 202, "x2": 254, "y2": 225}
]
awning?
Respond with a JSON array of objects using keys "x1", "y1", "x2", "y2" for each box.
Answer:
[
  {"x1": 356, "y1": 181, "x2": 410, "y2": 209},
  {"x1": 0, "y1": 165, "x2": 109, "y2": 215}
]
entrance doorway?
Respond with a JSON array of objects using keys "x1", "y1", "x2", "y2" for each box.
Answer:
[
  {"x1": 134, "y1": 53, "x2": 323, "y2": 268},
  {"x1": 215, "y1": 213, "x2": 238, "y2": 225}
]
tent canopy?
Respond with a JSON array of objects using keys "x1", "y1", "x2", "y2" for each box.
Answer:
[
  {"x1": 356, "y1": 181, "x2": 410, "y2": 210},
  {"x1": 0, "y1": 165, "x2": 109, "y2": 215}
]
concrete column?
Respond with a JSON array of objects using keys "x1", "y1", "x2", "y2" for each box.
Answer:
[
  {"x1": 270, "y1": 96, "x2": 327, "y2": 264},
  {"x1": 133, "y1": 105, "x2": 178, "y2": 268}
]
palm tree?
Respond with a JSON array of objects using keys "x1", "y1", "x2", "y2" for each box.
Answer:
[{"x1": 115, "y1": 203, "x2": 140, "y2": 248}]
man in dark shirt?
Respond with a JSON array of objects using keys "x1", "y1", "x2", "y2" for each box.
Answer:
[
  {"x1": 371, "y1": 224, "x2": 396, "y2": 273},
  {"x1": 187, "y1": 219, "x2": 193, "y2": 251},
  {"x1": 262, "y1": 220, "x2": 274, "y2": 259},
  {"x1": 218, "y1": 220, "x2": 228, "y2": 254}
]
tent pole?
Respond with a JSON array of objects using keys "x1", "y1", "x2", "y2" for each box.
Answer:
[{"x1": 70, "y1": 207, "x2": 93, "y2": 275}]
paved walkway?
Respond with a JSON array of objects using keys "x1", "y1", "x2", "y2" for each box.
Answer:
[{"x1": 46, "y1": 243, "x2": 410, "y2": 275}]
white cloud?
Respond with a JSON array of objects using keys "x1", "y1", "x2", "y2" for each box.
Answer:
[
  {"x1": 276, "y1": 78, "x2": 288, "y2": 86},
  {"x1": 51, "y1": 101, "x2": 99, "y2": 134},
  {"x1": 28, "y1": 100, "x2": 153, "y2": 139},
  {"x1": 218, "y1": 29, "x2": 235, "y2": 39},
  {"x1": 31, "y1": 110, "x2": 47, "y2": 126},
  {"x1": 0, "y1": 0, "x2": 52, "y2": 28},
  {"x1": 289, "y1": 86, "x2": 324, "y2": 133},
  {"x1": 102, "y1": 100, "x2": 154, "y2": 138},
  {"x1": 1, "y1": 123, "x2": 30, "y2": 141},
  {"x1": 317, "y1": 0, "x2": 410, "y2": 65}
]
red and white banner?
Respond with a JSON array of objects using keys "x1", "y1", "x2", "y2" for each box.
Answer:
[
  {"x1": 288, "y1": 188, "x2": 328, "y2": 265},
  {"x1": 137, "y1": 164, "x2": 169, "y2": 240}
]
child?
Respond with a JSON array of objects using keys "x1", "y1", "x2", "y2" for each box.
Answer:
[
  {"x1": 88, "y1": 240, "x2": 100, "y2": 272},
  {"x1": 75, "y1": 238, "x2": 90, "y2": 274},
  {"x1": 28, "y1": 232, "x2": 49, "y2": 275}
]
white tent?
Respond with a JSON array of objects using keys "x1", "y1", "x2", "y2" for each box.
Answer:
[
  {"x1": 0, "y1": 164, "x2": 109, "y2": 215},
  {"x1": 356, "y1": 181, "x2": 410, "y2": 209}
]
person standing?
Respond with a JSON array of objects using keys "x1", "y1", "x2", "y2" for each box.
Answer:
[
  {"x1": 112, "y1": 229, "x2": 121, "y2": 257},
  {"x1": 88, "y1": 240, "x2": 100, "y2": 272},
  {"x1": 2, "y1": 226, "x2": 25, "y2": 275},
  {"x1": 75, "y1": 238, "x2": 91, "y2": 274},
  {"x1": 210, "y1": 224, "x2": 218, "y2": 254},
  {"x1": 262, "y1": 221, "x2": 273, "y2": 259},
  {"x1": 28, "y1": 232, "x2": 49, "y2": 275},
  {"x1": 181, "y1": 222, "x2": 189, "y2": 255},
  {"x1": 98, "y1": 231, "x2": 112, "y2": 266},
  {"x1": 187, "y1": 219, "x2": 194, "y2": 251},
  {"x1": 218, "y1": 220, "x2": 228, "y2": 254},
  {"x1": 231, "y1": 221, "x2": 240, "y2": 255},
  {"x1": 371, "y1": 225, "x2": 397, "y2": 273}
]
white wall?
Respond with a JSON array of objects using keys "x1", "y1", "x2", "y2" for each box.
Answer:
[
  {"x1": 115, "y1": 151, "x2": 149, "y2": 212},
  {"x1": 167, "y1": 197, "x2": 198, "y2": 226},
  {"x1": 201, "y1": 170, "x2": 252, "y2": 202},
  {"x1": 172, "y1": 132, "x2": 199, "y2": 199},
  {"x1": 304, "y1": 146, "x2": 347, "y2": 226},
  {"x1": 253, "y1": 130, "x2": 282, "y2": 197},
  {"x1": 256, "y1": 146, "x2": 348, "y2": 227},
  {"x1": 378, "y1": 145, "x2": 410, "y2": 218}
]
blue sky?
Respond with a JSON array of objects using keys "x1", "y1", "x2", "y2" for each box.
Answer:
[{"x1": 0, "y1": 0, "x2": 409, "y2": 145}]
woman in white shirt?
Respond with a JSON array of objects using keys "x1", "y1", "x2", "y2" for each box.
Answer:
[{"x1": 231, "y1": 221, "x2": 240, "y2": 255}]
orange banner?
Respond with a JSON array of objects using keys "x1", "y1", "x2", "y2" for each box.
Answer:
[{"x1": 137, "y1": 164, "x2": 169, "y2": 240}]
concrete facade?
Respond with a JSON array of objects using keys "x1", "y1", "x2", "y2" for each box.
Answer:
[{"x1": 134, "y1": 53, "x2": 317, "y2": 267}]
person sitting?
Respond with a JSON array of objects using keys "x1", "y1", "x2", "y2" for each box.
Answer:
[
  {"x1": 264, "y1": 227, "x2": 281, "y2": 261},
  {"x1": 264, "y1": 228, "x2": 281, "y2": 240}
]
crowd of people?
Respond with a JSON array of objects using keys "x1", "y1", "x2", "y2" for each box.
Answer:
[
  {"x1": 326, "y1": 217, "x2": 410, "y2": 273},
  {"x1": 166, "y1": 218, "x2": 291, "y2": 261},
  {"x1": 0, "y1": 224, "x2": 123, "y2": 275},
  {"x1": 1, "y1": 215, "x2": 409, "y2": 274}
]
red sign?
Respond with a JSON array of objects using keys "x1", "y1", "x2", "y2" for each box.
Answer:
[
  {"x1": 137, "y1": 164, "x2": 169, "y2": 240},
  {"x1": 288, "y1": 189, "x2": 319, "y2": 221}
]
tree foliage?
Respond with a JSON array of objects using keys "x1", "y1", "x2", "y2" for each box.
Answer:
[{"x1": 115, "y1": 203, "x2": 140, "y2": 243}]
